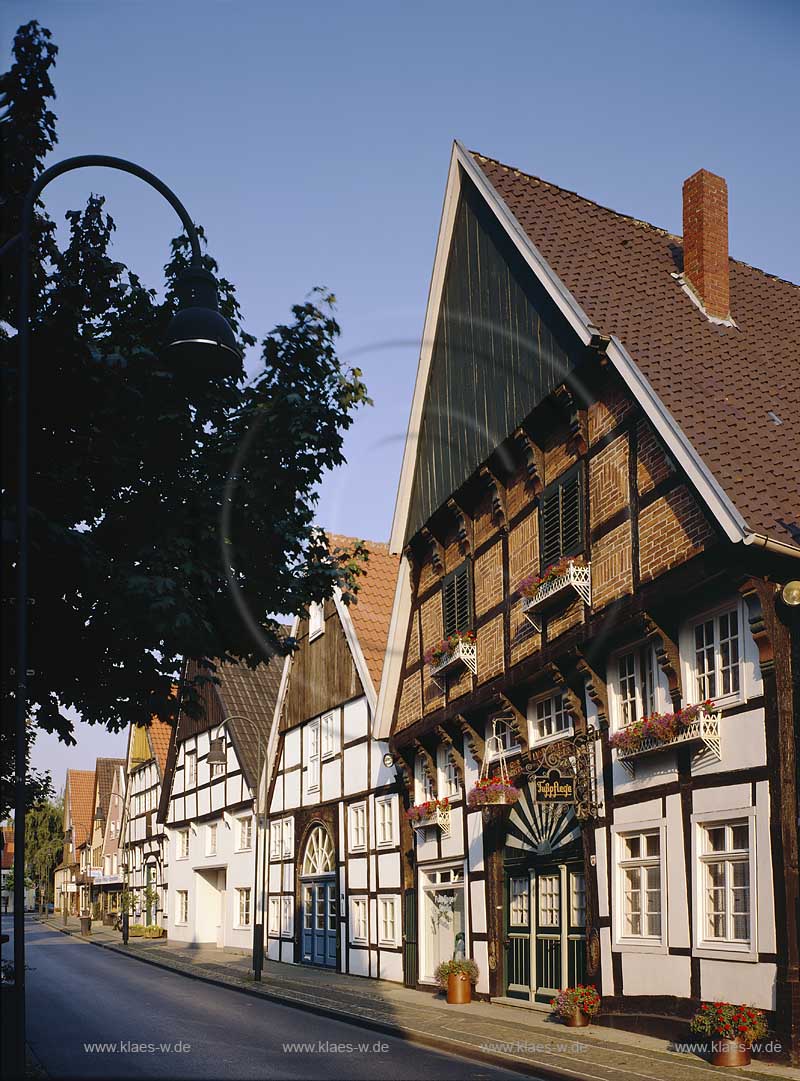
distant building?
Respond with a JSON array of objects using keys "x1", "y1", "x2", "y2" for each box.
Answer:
[
  {"x1": 53, "y1": 769, "x2": 95, "y2": 915},
  {"x1": 87, "y1": 758, "x2": 126, "y2": 919},
  {"x1": 122, "y1": 719, "x2": 171, "y2": 926}
]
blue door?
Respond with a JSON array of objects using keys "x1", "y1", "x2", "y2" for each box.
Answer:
[{"x1": 302, "y1": 879, "x2": 337, "y2": 966}]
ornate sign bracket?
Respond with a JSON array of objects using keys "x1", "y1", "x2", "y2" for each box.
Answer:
[{"x1": 523, "y1": 729, "x2": 601, "y2": 820}]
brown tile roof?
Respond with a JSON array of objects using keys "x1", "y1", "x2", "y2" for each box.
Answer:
[
  {"x1": 66, "y1": 769, "x2": 95, "y2": 849},
  {"x1": 92, "y1": 758, "x2": 126, "y2": 823},
  {"x1": 327, "y1": 534, "x2": 401, "y2": 692},
  {"x1": 1, "y1": 827, "x2": 13, "y2": 870},
  {"x1": 147, "y1": 717, "x2": 172, "y2": 777},
  {"x1": 472, "y1": 153, "x2": 800, "y2": 547}
]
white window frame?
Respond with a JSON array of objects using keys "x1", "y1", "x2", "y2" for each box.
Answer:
[
  {"x1": 306, "y1": 719, "x2": 321, "y2": 793},
  {"x1": 281, "y1": 816, "x2": 294, "y2": 859},
  {"x1": 486, "y1": 716, "x2": 520, "y2": 758},
  {"x1": 348, "y1": 802, "x2": 367, "y2": 852},
  {"x1": 268, "y1": 897, "x2": 280, "y2": 936},
  {"x1": 414, "y1": 753, "x2": 435, "y2": 804},
  {"x1": 280, "y1": 895, "x2": 294, "y2": 937},
  {"x1": 436, "y1": 745, "x2": 460, "y2": 801},
  {"x1": 185, "y1": 750, "x2": 197, "y2": 789},
  {"x1": 236, "y1": 887, "x2": 252, "y2": 928},
  {"x1": 207, "y1": 822, "x2": 218, "y2": 857},
  {"x1": 177, "y1": 829, "x2": 189, "y2": 860},
  {"x1": 349, "y1": 895, "x2": 368, "y2": 945},
  {"x1": 691, "y1": 806, "x2": 757, "y2": 962},
  {"x1": 176, "y1": 889, "x2": 188, "y2": 925},
  {"x1": 528, "y1": 691, "x2": 574, "y2": 746},
  {"x1": 308, "y1": 601, "x2": 325, "y2": 641},
  {"x1": 378, "y1": 895, "x2": 399, "y2": 947},
  {"x1": 609, "y1": 642, "x2": 665, "y2": 731},
  {"x1": 611, "y1": 819, "x2": 667, "y2": 954},
  {"x1": 681, "y1": 599, "x2": 755, "y2": 709},
  {"x1": 375, "y1": 795, "x2": 398, "y2": 848},
  {"x1": 270, "y1": 820, "x2": 282, "y2": 860},
  {"x1": 237, "y1": 815, "x2": 253, "y2": 852},
  {"x1": 321, "y1": 710, "x2": 338, "y2": 759}
]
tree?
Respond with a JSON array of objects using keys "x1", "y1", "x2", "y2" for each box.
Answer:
[
  {"x1": 1, "y1": 23, "x2": 371, "y2": 764},
  {"x1": 25, "y1": 797, "x2": 62, "y2": 909}
]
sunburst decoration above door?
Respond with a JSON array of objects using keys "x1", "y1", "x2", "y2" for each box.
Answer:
[{"x1": 505, "y1": 783, "x2": 581, "y2": 857}]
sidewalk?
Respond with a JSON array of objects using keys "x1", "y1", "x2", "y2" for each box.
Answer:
[{"x1": 40, "y1": 917, "x2": 797, "y2": 1080}]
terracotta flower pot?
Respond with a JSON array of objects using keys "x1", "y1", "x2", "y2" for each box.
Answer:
[
  {"x1": 710, "y1": 1040, "x2": 751, "y2": 1067},
  {"x1": 447, "y1": 972, "x2": 472, "y2": 1004},
  {"x1": 564, "y1": 1009, "x2": 590, "y2": 1027}
]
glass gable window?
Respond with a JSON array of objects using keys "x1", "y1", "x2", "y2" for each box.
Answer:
[
  {"x1": 616, "y1": 645, "x2": 658, "y2": 726},
  {"x1": 530, "y1": 694, "x2": 572, "y2": 742}
]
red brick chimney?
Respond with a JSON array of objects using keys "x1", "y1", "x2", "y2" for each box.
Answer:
[{"x1": 682, "y1": 168, "x2": 730, "y2": 321}]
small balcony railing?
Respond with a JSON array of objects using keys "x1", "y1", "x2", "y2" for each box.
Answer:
[
  {"x1": 616, "y1": 707, "x2": 722, "y2": 777},
  {"x1": 406, "y1": 799, "x2": 452, "y2": 839},
  {"x1": 521, "y1": 560, "x2": 591, "y2": 633},
  {"x1": 428, "y1": 636, "x2": 477, "y2": 692}
]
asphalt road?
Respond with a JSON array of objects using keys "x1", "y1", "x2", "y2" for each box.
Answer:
[{"x1": 3, "y1": 916, "x2": 533, "y2": 1081}]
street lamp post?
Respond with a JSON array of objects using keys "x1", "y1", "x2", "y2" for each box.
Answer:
[
  {"x1": 5, "y1": 154, "x2": 242, "y2": 1079},
  {"x1": 207, "y1": 713, "x2": 266, "y2": 981}
]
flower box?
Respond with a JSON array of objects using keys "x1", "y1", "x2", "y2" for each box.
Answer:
[
  {"x1": 405, "y1": 798, "x2": 451, "y2": 838},
  {"x1": 519, "y1": 559, "x2": 591, "y2": 632},
  {"x1": 467, "y1": 778, "x2": 520, "y2": 809},
  {"x1": 611, "y1": 703, "x2": 721, "y2": 776},
  {"x1": 425, "y1": 632, "x2": 477, "y2": 689}
]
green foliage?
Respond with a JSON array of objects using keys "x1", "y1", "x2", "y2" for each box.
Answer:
[
  {"x1": 128, "y1": 924, "x2": 166, "y2": 938},
  {"x1": 433, "y1": 958, "x2": 479, "y2": 989},
  {"x1": 24, "y1": 797, "x2": 63, "y2": 903},
  {"x1": 0, "y1": 21, "x2": 371, "y2": 757}
]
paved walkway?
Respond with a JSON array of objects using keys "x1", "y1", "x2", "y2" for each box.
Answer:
[{"x1": 40, "y1": 917, "x2": 797, "y2": 1080}]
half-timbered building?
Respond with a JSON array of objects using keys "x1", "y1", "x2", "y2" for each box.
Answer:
[
  {"x1": 122, "y1": 717, "x2": 171, "y2": 926},
  {"x1": 264, "y1": 537, "x2": 404, "y2": 979},
  {"x1": 54, "y1": 769, "x2": 94, "y2": 917},
  {"x1": 376, "y1": 143, "x2": 799, "y2": 1057},
  {"x1": 87, "y1": 758, "x2": 126, "y2": 919},
  {"x1": 158, "y1": 655, "x2": 284, "y2": 950}
]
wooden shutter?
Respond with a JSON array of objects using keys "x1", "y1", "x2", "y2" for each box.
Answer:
[
  {"x1": 541, "y1": 487, "x2": 562, "y2": 567},
  {"x1": 560, "y1": 471, "x2": 583, "y2": 557},
  {"x1": 442, "y1": 562, "x2": 472, "y2": 636},
  {"x1": 540, "y1": 466, "x2": 584, "y2": 565}
]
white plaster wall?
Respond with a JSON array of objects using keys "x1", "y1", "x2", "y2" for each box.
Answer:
[
  {"x1": 343, "y1": 697, "x2": 369, "y2": 743},
  {"x1": 692, "y1": 784, "x2": 750, "y2": 814},
  {"x1": 693, "y1": 708, "x2": 766, "y2": 776},
  {"x1": 600, "y1": 927, "x2": 613, "y2": 992},
  {"x1": 379, "y1": 953, "x2": 403, "y2": 982},
  {"x1": 466, "y1": 811, "x2": 485, "y2": 873},
  {"x1": 622, "y1": 953, "x2": 690, "y2": 998},
  {"x1": 378, "y1": 853, "x2": 401, "y2": 889},
  {"x1": 349, "y1": 948, "x2": 369, "y2": 976},
  {"x1": 343, "y1": 743, "x2": 368, "y2": 795},
  {"x1": 284, "y1": 728, "x2": 301, "y2": 768},
  {"x1": 701, "y1": 960, "x2": 777, "y2": 1011},
  {"x1": 473, "y1": 938, "x2": 489, "y2": 995},
  {"x1": 349, "y1": 858, "x2": 368, "y2": 890},
  {"x1": 469, "y1": 879, "x2": 487, "y2": 934},
  {"x1": 440, "y1": 804, "x2": 465, "y2": 859},
  {"x1": 594, "y1": 826, "x2": 609, "y2": 918},
  {"x1": 284, "y1": 770, "x2": 301, "y2": 810},
  {"x1": 665, "y1": 794, "x2": 690, "y2": 948},
  {"x1": 614, "y1": 797, "x2": 662, "y2": 823},
  {"x1": 755, "y1": 781, "x2": 776, "y2": 954}
]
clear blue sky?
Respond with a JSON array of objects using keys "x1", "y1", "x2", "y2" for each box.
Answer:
[{"x1": 5, "y1": 0, "x2": 797, "y2": 782}]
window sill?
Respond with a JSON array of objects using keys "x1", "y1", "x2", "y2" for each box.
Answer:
[
  {"x1": 350, "y1": 937, "x2": 368, "y2": 947},
  {"x1": 530, "y1": 727, "x2": 574, "y2": 749},
  {"x1": 349, "y1": 844, "x2": 367, "y2": 854},
  {"x1": 235, "y1": 846, "x2": 252, "y2": 853},
  {"x1": 612, "y1": 939, "x2": 668, "y2": 955},
  {"x1": 693, "y1": 944, "x2": 757, "y2": 963},
  {"x1": 378, "y1": 939, "x2": 398, "y2": 949}
]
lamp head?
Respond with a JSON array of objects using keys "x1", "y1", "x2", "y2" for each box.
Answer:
[
  {"x1": 162, "y1": 265, "x2": 243, "y2": 377},
  {"x1": 781, "y1": 580, "x2": 800, "y2": 607}
]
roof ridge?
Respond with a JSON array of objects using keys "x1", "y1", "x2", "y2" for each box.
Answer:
[{"x1": 470, "y1": 150, "x2": 800, "y2": 290}]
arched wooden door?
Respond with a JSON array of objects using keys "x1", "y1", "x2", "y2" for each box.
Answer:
[{"x1": 300, "y1": 826, "x2": 337, "y2": 967}]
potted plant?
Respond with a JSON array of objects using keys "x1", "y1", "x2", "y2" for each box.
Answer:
[
  {"x1": 551, "y1": 985, "x2": 601, "y2": 1027},
  {"x1": 467, "y1": 777, "x2": 520, "y2": 809},
  {"x1": 689, "y1": 1001, "x2": 768, "y2": 1067},
  {"x1": 434, "y1": 958, "x2": 479, "y2": 1004}
]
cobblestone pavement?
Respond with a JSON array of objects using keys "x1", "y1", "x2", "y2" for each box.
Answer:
[{"x1": 40, "y1": 917, "x2": 797, "y2": 1081}]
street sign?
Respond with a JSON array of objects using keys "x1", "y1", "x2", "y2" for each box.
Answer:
[{"x1": 533, "y1": 769, "x2": 576, "y2": 804}]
